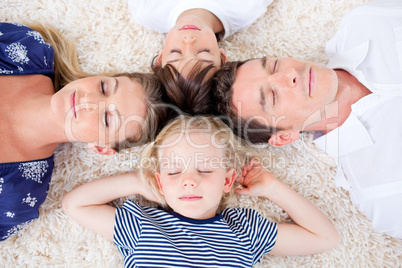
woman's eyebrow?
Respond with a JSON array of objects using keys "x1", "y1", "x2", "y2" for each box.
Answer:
[{"x1": 113, "y1": 77, "x2": 119, "y2": 94}]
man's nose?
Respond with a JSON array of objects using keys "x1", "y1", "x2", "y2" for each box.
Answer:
[{"x1": 273, "y1": 68, "x2": 299, "y2": 90}]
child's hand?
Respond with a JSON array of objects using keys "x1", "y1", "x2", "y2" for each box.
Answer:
[
  {"x1": 133, "y1": 175, "x2": 160, "y2": 203},
  {"x1": 235, "y1": 160, "x2": 278, "y2": 198}
]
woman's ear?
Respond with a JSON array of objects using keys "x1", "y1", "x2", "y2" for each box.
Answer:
[
  {"x1": 155, "y1": 49, "x2": 163, "y2": 67},
  {"x1": 220, "y1": 48, "x2": 227, "y2": 63},
  {"x1": 155, "y1": 172, "x2": 164, "y2": 195},
  {"x1": 87, "y1": 143, "x2": 116, "y2": 155},
  {"x1": 268, "y1": 131, "x2": 300, "y2": 147},
  {"x1": 223, "y1": 168, "x2": 236, "y2": 193}
]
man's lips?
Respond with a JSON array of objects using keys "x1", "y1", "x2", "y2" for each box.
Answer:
[
  {"x1": 179, "y1": 195, "x2": 202, "y2": 201},
  {"x1": 70, "y1": 91, "x2": 77, "y2": 118},
  {"x1": 179, "y1": 25, "x2": 201, "y2": 31}
]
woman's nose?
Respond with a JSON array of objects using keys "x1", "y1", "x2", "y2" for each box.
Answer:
[{"x1": 78, "y1": 93, "x2": 98, "y2": 111}]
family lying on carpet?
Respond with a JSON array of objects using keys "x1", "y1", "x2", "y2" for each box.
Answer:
[{"x1": 1, "y1": 0, "x2": 401, "y2": 266}]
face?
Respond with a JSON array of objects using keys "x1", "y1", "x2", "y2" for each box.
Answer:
[
  {"x1": 51, "y1": 76, "x2": 146, "y2": 148},
  {"x1": 160, "y1": 15, "x2": 226, "y2": 77},
  {"x1": 155, "y1": 132, "x2": 234, "y2": 220},
  {"x1": 232, "y1": 57, "x2": 339, "y2": 134}
]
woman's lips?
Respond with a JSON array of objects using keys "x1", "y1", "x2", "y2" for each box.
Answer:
[
  {"x1": 179, "y1": 195, "x2": 202, "y2": 201},
  {"x1": 309, "y1": 68, "x2": 314, "y2": 97},
  {"x1": 179, "y1": 25, "x2": 201, "y2": 31},
  {"x1": 70, "y1": 91, "x2": 77, "y2": 118}
]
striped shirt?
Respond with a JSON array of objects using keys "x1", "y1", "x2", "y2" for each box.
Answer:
[{"x1": 114, "y1": 201, "x2": 277, "y2": 268}]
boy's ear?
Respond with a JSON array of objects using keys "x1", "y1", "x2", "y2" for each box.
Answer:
[
  {"x1": 88, "y1": 143, "x2": 116, "y2": 155},
  {"x1": 155, "y1": 49, "x2": 163, "y2": 67},
  {"x1": 155, "y1": 172, "x2": 164, "y2": 195},
  {"x1": 223, "y1": 168, "x2": 236, "y2": 193},
  {"x1": 220, "y1": 48, "x2": 227, "y2": 63},
  {"x1": 268, "y1": 131, "x2": 300, "y2": 147}
]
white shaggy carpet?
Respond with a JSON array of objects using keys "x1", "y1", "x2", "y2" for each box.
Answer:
[{"x1": 1, "y1": 0, "x2": 401, "y2": 267}]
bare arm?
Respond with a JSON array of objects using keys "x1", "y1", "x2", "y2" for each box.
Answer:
[
  {"x1": 236, "y1": 162, "x2": 339, "y2": 256},
  {"x1": 62, "y1": 172, "x2": 158, "y2": 240}
]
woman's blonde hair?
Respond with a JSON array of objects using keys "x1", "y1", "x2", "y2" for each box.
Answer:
[
  {"x1": 28, "y1": 23, "x2": 169, "y2": 149},
  {"x1": 27, "y1": 23, "x2": 88, "y2": 91},
  {"x1": 139, "y1": 115, "x2": 253, "y2": 210}
]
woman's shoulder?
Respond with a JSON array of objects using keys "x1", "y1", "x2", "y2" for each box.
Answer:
[{"x1": 0, "y1": 23, "x2": 55, "y2": 77}]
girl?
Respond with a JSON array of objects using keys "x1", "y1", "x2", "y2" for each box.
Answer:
[
  {"x1": 128, "y1": 0, "x2": 273, "y2": 115},
  {"x1": 0, "y1": 22, "x2": 167, "y2": 241},
  {"x1": 62, "y1": 115, "x2": 339, "y2": 267}
]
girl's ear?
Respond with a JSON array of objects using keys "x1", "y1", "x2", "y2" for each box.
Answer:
[
  {"x1": 155, "y1": 49, "x2": 163, "y2": 67},
  {"x1": 223, "y1": 168, "x2": 236, "y2": 193},
  {"x1": 155, "y1": 172, "x2": 164, "y2": 195},
  {"x1": 220, "y1": 48, "x2": 227, "y2": 63},
  {"x1": 268, "y1": 131, "x2": 300, "y2": 147}
]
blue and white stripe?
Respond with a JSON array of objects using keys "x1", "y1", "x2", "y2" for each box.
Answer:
[{"x1": 114, "y1": 201, "x2": 277, "y2": 268}]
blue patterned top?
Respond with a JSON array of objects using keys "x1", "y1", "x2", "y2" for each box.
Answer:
[
  {"x1": 0, "y1": 22, "x2": 54, "y2": 77},
  {"x1": 0, "y1": 23, "x2": 55, "y2": 241}
]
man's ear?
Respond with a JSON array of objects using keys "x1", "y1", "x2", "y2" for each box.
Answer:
[
  {"x1": 220, "y1": 48, "x2": 227, "y2": 63},
  {"x1": 155, "y1": 49, "x2": 163, "y2": 67},
  {"x1": 155, "y1": 172, "x2": 164, "y2": 195},
  {"x1": 223, "y1": 168, "x2": 236, "y2": 193},
  {"x1": 88, "y1": 143, "x2": 116, "y2": 155},
  {"x1": 268, "y1": 131, "x2": 300, "y2": 147}
]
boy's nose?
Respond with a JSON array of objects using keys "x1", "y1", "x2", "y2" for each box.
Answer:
[{"x1": 182, "y1": 35, "x2": 196, "y2": 44}]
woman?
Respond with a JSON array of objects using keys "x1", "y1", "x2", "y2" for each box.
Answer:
[{"x1": 0, "y1": 22, "x2": 167, "y2": 241}]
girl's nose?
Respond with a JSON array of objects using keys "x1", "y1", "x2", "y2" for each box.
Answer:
[{"x1": 182, "y1": 176, "x2": 198, "y2": 188}]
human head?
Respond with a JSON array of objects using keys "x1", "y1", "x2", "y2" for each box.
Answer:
[
  {"x1": 153, "y1": 14, "x2": 227, "y2": 76},
  {"x1": 140, "y1": 115, "x2": 250, "y2": 219},
  {"x1": 214, "y1": 57, "x2": 338, "y2": 146},
  {"x1": 52, "y1": 72, "x2": 168, "y2": 155}
]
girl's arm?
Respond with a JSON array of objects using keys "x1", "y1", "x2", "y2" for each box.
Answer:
[
  {"x1": 236, "y1": 162, "x2": 339, "y2": 256},
  {"x1": 62, "y1": 172, "x2": 157, "y2": 240}
]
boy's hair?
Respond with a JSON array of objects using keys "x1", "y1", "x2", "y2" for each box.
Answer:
[
  {"x1": 139, "y1": 115, "x2": 252, "y2": 210},
  {"x1": 152, "y1": 61, "x2": 218, "y2": 116},
  {"x1": 213, "y1": 60, "x2": 282, "y2": 144}
]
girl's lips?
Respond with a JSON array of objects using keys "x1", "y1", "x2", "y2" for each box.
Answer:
[
  {"x1": 179, "y1": 25, "x2": 201, "y2": 31},
  {"x1": 70, "y1": 91, "x2": 77, "y2": 118},
  {"x1": 179, "y1": 195, "x2": 202, "y2": 201}
]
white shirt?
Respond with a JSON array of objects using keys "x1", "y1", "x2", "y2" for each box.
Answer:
[
  {"x1": 127, "y1": 0, "x2": 272, "y2": 40},
  {"x1": 314, "y1": 0, "x2": 402, "y2": 238}
]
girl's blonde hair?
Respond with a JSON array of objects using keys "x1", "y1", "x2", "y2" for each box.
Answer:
[
  {"x1": 140, "y1": 115, "x2": 253, "y2": 210},
  {"x1": 28, "y1": 23, "x2": 169, "y2": 148}
]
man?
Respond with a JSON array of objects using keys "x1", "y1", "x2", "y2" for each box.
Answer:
[{"x1": 213, "y1": 0, "x2": 402, "y2": 238}]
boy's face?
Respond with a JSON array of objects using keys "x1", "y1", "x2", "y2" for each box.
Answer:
[
  {"x1": 158, "y1": 15, "x2": 226, "y2": 78},
  {"x1": 155, "y1": 132, "x2": 235, "y2": 220}
]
